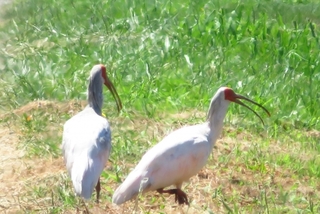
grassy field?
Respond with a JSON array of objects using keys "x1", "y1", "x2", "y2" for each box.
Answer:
[{"x1": 0, "y1": 0, "x2": 319, "y2": 213}]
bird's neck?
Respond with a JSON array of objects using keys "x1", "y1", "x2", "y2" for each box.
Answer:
[
  {"x1": 87, "y1": 79, "x2": 103, "y2": 115},
  {"x1": 88, "y1": 98, "x2": 102, "y2": 115},
  {"x1": 208, "y1": 114, "x2": 225, "y2": 143},
  {"x1": 207, "y1": 102, "x2": 229, "y2": 146}
]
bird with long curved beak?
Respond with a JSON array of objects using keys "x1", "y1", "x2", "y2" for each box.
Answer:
[
  {"x1": 112, "y1": 87, "x2": 269, "y2": 206},
  {"x1": 62, "y1": 64, "x2": 122, "y2": 203}
]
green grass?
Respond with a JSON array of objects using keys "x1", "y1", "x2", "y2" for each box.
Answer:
[{"x1": 0, "y1": 0, "x2": 319, "y2": 213}]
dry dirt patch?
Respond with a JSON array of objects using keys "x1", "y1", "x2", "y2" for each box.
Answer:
[
  {"x1": 0, "y1": 124, "x2": 24, "y2": 209},
  {"x1": 0, "y1": 100, "x2": 86, "y2": 212},
  {"x1": 0, "y1": 124, "x2": 65, "y2": 212}
]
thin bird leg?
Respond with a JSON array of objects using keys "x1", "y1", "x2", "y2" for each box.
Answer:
[
  {"x1": 157, "y1": 188, "x2": 189, "y2": 205},
  {"x1": 95, "y1": 178, "x2": 101, "y2": 203}
]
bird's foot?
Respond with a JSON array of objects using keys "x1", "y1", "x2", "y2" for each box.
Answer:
[
  {"x1": 157, "y1": 188, "x2": 189, "y2": 205},
  {"x1": 175, "y1": 189, "x2": 189, "y2": 205}
]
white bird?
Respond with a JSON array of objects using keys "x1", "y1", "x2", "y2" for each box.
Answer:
[
  {"x1": 62, "y1": 64, "x2": 122, "y2": 202},
  {"x1": 112, "y1": 87, "x2": 270, "y2": 205}
]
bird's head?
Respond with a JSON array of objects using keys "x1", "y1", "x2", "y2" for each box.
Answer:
[
  {"x1": 90, "y1": 64, "x2": 122, "y2": 112},
  {"x1": 222, "y1": 87, "x2": 270, "y2": 125},
  {"x1": 208, "y1": 87, "x2": 270, "y2": 125}
]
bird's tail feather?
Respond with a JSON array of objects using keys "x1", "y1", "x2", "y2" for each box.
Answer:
[
  {"x1": 112, "y1": 171, "x2": 150, "y2": 205},
  {"x1": 71, "y1": 157, "x2": 99, "y2": 200}
]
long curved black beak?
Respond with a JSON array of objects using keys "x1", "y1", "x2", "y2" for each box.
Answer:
[
  {"x1": 104, "y1": 77, "x2": 122, "y2": 113},
  {"x1": 233, "y1": 94, "x2": 270, "y2": 125}
]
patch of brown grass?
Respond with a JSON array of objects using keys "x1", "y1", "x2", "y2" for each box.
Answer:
[
  {"x1": 1, "y1": 100, "x2": 87, "y2": 118},
  {"x1": 0, "y1": 100, "x2": 319, "y2": 213},
  {"x1": 0, "y1": 123, "x2": 65, "y2": 212}
]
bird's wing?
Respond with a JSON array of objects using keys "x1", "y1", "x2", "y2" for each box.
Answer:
[
  {"x1": 112, "y1": 123, "x2": 211, "y2": 205},
  {"x1": 62, "y1": 109, "x2": 112, "y2": 199}
]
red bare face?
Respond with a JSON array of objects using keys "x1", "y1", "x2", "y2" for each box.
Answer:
[
  {"x1": 100, "y1": 64, "x2": 107, "y2": 83},
  {"x1": 224, "y1": 87, "x2": 236, "y2": 101}
]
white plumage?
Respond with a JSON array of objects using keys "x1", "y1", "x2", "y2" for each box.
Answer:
[
  {"x1": 112, "y1": 87, "x2": 269, "y2": 205},
  {"x1": 62, "y1": 64, "x2": 122, "y2": 201}
]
